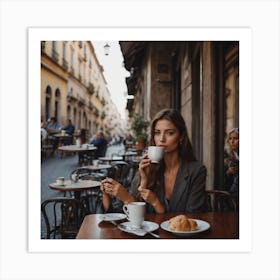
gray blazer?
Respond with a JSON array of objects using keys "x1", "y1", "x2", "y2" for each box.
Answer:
[{"x1": 131, "y1": 160, "x2": 207, "y2": 213}]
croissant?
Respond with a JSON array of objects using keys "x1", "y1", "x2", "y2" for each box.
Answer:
[{"x1": 168, "y1": 214, "x2": 197, "y2": 231}]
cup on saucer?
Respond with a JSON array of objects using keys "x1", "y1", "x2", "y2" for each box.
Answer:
[
  {"x1": 123, "y1": 202, "x2": 146, "y2": 228},
  {"x1": 56, "y1": 177, "x2": 64, "y2": 185},
  {"x1": 148, "y1": 146, "x2": 164, "y2": 163}
]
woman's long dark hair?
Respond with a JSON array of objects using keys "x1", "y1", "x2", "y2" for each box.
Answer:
[{"x1": 137, "y1": 108, "x2": 196, "y2": 198}]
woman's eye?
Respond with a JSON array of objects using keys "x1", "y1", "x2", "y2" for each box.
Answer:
[{"x1": 154, "y1": 131, "x2": 161, "y2": 135}]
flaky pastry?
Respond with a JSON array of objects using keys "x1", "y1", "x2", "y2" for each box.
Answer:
[{"x1": 168, "y1": 214, "x2": 197, "y2": 231}]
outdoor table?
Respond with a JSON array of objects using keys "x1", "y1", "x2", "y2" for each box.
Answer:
[
  {"x1": 49, "y1": 179, "x2": 101, "y2": 200},
  {"x1": 53, "y1": 133, "x2": 72, "y2": 146},
  {"x1": 98, "y1": 156, "x2": 123, "y2": 164},
  {"x1": 76, "y1": 211, "x2": 239, "y2": 239},
  {"x1": 80, "y1": 164, "x2": 112, "y2": 171},
  {"x1": 58, "y1": 144, "x2": 97, "y2": 153},
  {"x1": 118, "y1": 151, "x2": 138, "y2": 161},
  {"x1": 58, "y1": 144, "x2": 97, "y2": 162}
]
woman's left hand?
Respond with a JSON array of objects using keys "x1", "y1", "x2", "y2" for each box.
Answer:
[{"x1": 101, "y1": 177, "x2": 130, "y2": 202}]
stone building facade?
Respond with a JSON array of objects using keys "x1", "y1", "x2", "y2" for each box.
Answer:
[
  {"x1": 120, "y1": 41, "x2": 239, "y2": 189},
  {"x1": 41, "y1": 41, "x2": 122, "y2": 137}
]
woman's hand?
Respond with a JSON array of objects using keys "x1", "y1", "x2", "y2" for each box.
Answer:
[
  {"x1": 137, "y1": 186, "x2": 164, "y2": 214},
  {"x1": 138, "y1": 152, "x2": 151, "y2": 188},
  {"x1": 101, "y1": 177, "x2": 134, "y2": 204}
]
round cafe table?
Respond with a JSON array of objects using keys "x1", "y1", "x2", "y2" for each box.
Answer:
[
  {"x1": 49, "y1": 179, "x2": 101, "y2": 200},
  {"x1": 98, "y1": 156, "x2": 123, "y2": 164},
  {"x1": 58, "y1": 144, "x2": 97, "y2": 153},
  {"x1": 80, "y1": 164, "x2": 112, "y2": 171}
]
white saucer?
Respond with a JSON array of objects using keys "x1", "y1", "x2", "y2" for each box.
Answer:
[
  {"x1": 55, "y1": 183, "x2": 65, "y2": 186},
  {"x1": 118, "y1": 221, "x2": 159, "y2": 236},
  {"x1": 100, "y1": 213, "x2": 127, "y2": 222}
]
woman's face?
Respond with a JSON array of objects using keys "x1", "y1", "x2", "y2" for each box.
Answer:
[
  {"x1": 228, "y1": 132, "x2": 239, "y2": 150},
  {"x1": 153, "y1": 119, "x2": 181, "y2": 153}
]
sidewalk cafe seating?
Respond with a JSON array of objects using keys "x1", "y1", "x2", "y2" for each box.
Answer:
[
  {"x1": 206, "y1": 189, "x2": 237, "y2": 212},
  {"x1": 41, "y1": 197, "x2": 85, "y2": 239}
]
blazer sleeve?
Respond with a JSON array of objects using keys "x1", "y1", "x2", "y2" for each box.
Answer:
[{"x1": 186, "y1": 164, "x2": 207, "y2": 212}]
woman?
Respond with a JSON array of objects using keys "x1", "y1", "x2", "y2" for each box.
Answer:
[
  {"x1": 224, "y1": 127, "x2": 239, "y2": 205},
  {"x1": 101, "y1": 108, "x2": 207, "y2": 214}
]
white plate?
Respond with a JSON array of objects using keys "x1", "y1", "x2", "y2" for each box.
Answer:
[
  {"x1": 118, "y1": 221, "x2": 159, "y2": 236},
  {"x1": 100, "y1": 213, "x2": 127, "y2": 222},
  {"x1": 160, "y1": 219, "x2": 210, "y2": 236}
]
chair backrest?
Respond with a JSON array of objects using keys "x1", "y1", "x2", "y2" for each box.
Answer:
[
  {"x1": 109, "y1": 161, "x2": 131, "y2": 187},
  {"x1": 206, "y1": 189, "x2": 237, "y2": 212},
  {"x1": 41, "y1": 197, "x2": 84, "y2": 239}
]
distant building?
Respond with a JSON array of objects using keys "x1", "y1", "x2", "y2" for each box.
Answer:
[{"x1": 41, "y1": 41, "x2": 122, "y2": 138}]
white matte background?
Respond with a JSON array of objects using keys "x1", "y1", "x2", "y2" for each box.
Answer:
[{"x1": 0, "y1": 0, "x2": 279, "y2": 280}]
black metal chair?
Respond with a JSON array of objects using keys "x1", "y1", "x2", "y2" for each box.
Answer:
[
  {"x1": 206, "y1": 189, "x2": 237, "y2": 212},
  {"x1": 41, "y1": 197, "x2": 85, "y2": 239}
]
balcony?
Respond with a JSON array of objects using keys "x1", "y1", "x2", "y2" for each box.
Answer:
[
  {"x1": 78, "y1": 97, "x2": 86, "y2": 107},
  {"x1": 52, "y1": 50, "x2": 59, "y2": 62},
  {"x1": 101, "y1": 111, "x2": 106, "y2": 120},
  {"x1": 101, "y1": 97, "x2": 106, "y2": 106},
  {"x1": 62, "y1": 59, "x2": 68, "y2": 71},
  {"x1": 88, "y1": 101, "x2": 94, "y2": 110},
  {"x1": 88, "y1": 82, "x2": 95, "y2": 95},
  {"x1": 94, "y1": 107, "x2": 99, "y2": 117},
  {"x1": 67, "y1": 92, "x2": 77, "y2": 102}
]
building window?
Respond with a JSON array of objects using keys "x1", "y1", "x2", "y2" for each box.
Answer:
[
  {"x1": 62, "y1": 42, "x2": 68, "y2": 70},
  {"x1": 70, "y1": 48, "x2": 74, "y2": 75},
  {"x1": 52, "y1": 41, "x2": 59, "y2": 62}
]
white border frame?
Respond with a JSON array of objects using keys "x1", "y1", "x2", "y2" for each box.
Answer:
[{"x1": 28, "y1": 27, "x2": 252, "y2": 253}]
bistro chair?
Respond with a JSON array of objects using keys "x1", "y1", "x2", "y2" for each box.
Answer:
[
  {"x1": 68, "y1": 168, "x2": 104, "y2": 214},
  {"x1": 41, "y1": 197, "x2": 85, "y2": 239},
  {"x1": 206, "y1": 189, "x2": 237, "y2": 212}
]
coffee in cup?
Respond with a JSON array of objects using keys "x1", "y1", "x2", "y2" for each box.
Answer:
[
  {"x1": 123, "y1": 202, "x2": 146, "y2": 228},
  {"x1": 148, "y1": 146, "x2": 165, "y2": 163},
  {"x1": 56, "y1": 177, "x2": 64, "y2": 185}
]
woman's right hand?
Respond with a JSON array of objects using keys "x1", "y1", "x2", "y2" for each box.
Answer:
[{"x1": 138, "y1": 152, "x2": 151, "y2": 188}]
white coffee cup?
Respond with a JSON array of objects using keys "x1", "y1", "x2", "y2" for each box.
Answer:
[
  {"x1": 123, "y1": 202, "x2": 146, "y2": 228},
  {"x1": 93, "y1": 160, "x2": 99, "y2": 167},
  {"x1": 61, "y1": 130, "x2": 66, "y2": 136},
  {"x1": 56, "y1": 176, "x2": 64, "y2": 185},
  {"x1": 148, "y1": 146, "x2": 165, "y2": 163}
]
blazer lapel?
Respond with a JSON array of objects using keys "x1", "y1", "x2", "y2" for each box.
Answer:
[{"x1": 169, "y1": 161, "x2": 191, "y2": 210}]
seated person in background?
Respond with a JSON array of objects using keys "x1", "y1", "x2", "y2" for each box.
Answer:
[
  {"x1": 224, "y1": 127, "x2": 239, "y2": 207},
  {"x1": 62, "y1": 119, "x2": 75, "y2": 135},
  {"x1": 41, "y1": 115, "x2": 48, "y2": 142},
  {"x1": 46, "y1": 117, "x2": 61, "y2": 151},
  {"x1": 90, "y1": 131, "x2": 108, "y2": 158},
  {"x1": 47, "y1": 117, "x2": 61, "y2": 135}
]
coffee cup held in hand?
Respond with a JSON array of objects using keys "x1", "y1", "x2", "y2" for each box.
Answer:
[
  {"x1": 123, "y1": 202, "x2": 146, "y2": 228},
  {"x1": 148, "y1": 146, "x2": 164, "y2": 163}
]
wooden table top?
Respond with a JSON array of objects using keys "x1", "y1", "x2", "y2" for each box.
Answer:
[
  {"x1": 76, "y1": 211, "x2": 239, "y2": 239},
  {"x1": 58, "y1": 145, "x2": 97, "y2": 152},
  {"x1": 49, "y1": 179, "x2": 101, "y2": 192}
]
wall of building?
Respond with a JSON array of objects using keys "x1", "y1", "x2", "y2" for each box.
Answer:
[{"x1": 41, "y1": 41, "x2": 122, "y2": 138}]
